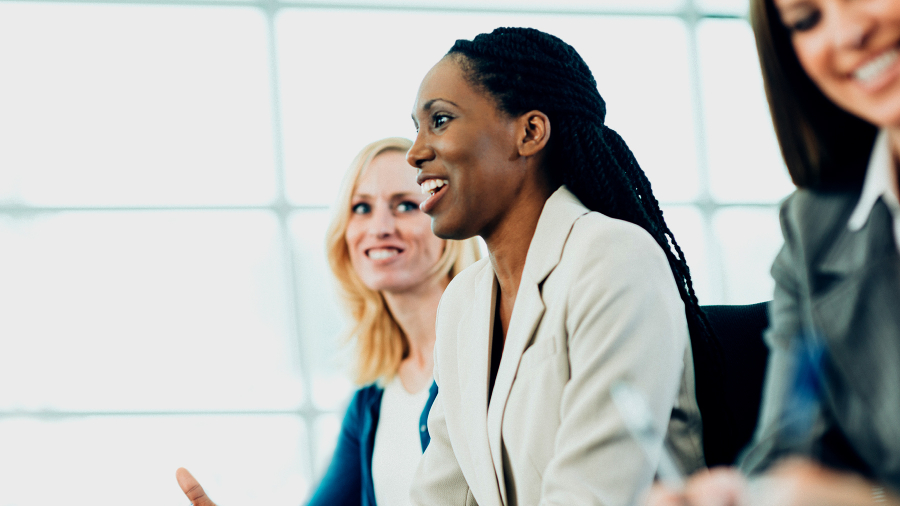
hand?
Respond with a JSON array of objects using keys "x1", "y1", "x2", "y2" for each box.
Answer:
[
  {"x1": 643, "y1": 467, "x2": 747, "y2": 506},
  {"x1": 643, "y1": 459, "x2": 900, "y2": 506},
  {"x1": 748, "y1": 458, "x2": 899, "y2": 506},
  {"x1": 176, "y1": 468, "x2": 217, "y2": 506}
]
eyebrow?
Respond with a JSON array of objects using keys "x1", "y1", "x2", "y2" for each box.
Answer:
[
  {"x1": 352, "y1": 192, "x2": 421, "y2": 200},
  {"x1": 411, "y1": 98, "x2": 460, "y2": 123}
]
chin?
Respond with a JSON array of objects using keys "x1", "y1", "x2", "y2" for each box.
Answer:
[{"x1": 431, "y1": 218, "x2": 475, "y2": 241}]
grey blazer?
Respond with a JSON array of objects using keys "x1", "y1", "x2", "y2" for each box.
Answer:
[{"x1": 742, "y1": 189, "x2": 900, "y2": 490}]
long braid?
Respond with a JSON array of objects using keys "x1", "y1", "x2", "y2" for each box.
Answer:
[{"x1": 450, "y1": 27, "x2": 735, "y2": 465}]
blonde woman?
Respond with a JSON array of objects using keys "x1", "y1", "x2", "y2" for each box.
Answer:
[
  {"x1": 176, "y1": 137, "x2": 480, "y2": 506},
  {"x1": 176, "y1": 138, "x2": 479, "y2": 506},
  {"x1": 308, "y1": 137, "x2": 480, "y2": 506}
]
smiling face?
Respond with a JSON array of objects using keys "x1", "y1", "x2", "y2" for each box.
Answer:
[
  {"x1": 408, "y1": 56, "x2": 529, "y2": 241},
  {"x1": 774, "y1": 0, "x2": 900, "y2": 127},
  {"x1": 344, "y1": 150, "x2": 445, "y2": 294}
]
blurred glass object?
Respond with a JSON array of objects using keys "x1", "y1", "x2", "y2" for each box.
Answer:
[
  {"x1": 697, "y1": 19, "x2": 794, "y2": 204},
  {"x1": 713, "y1": 206, "x2": 783, "y2": 304},
  {"x1": 0, "y1": 416, "x2": 310, "y2": 506},
  {"x1": 278, "y1": 10, "x2": 697, "y2": 205},
  {"x1": 0, "y1": 211, "x2": 304, "y2": 411},
  {"x1": 0, "y1": 3, "x2": 277, "y2": 206}
]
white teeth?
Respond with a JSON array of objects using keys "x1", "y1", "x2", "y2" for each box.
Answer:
[
  {"x1": 420, "y1": 179, "x2": 449, "y2": 195},
  {"x1": 855, "y1": 48, "x2": 900, "y2": 82},
  {"x1": 368, "y1": 249, "x2": 399, "y2": 260}
]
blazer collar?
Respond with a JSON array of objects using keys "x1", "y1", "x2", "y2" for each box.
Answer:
[
  {"x1": 485, "y1": 185, "x2": 590, "y2": 502},
  {"x1": 848, "y1": 129, "x2": 900, "y2": 233},
  {"x1": 521, "y1": 185, "x2": 592, "y2": 286},
  {"x1": 451, "y1": 261, "x2": 501, "y2": 506},
  {"x1": 820, "y1": 198, "x2": 897, "y2": 277}
]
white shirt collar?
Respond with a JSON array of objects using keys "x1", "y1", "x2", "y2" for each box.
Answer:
[{"x1": 847, "y1": 129, "x2": 900, "y2": 231}]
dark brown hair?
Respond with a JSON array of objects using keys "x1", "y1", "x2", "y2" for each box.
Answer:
[{"x1": 750, "y1": 0, "x2": 877, "y2": 190}]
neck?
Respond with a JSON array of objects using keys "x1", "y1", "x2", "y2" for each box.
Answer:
[
  {"x1": 381, "y1": 276, "x2": 447, "y2": 365},
  {"x1": 483, "y1": 183, "x2": 554, "y2": 301}
]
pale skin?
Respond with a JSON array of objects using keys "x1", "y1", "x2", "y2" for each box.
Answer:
[
  {"x1": 645, "y1": 0, "x2": 900, "y2": 504},
  {"x1": 176, "y1": 151, "x2": 450, "y2": 504},
  {"x1": 344, "y1": 151, "x2": 447, "y2": 393},
  {"x1": 778, "y1": 0, "x2": 900, "y2": 181}
]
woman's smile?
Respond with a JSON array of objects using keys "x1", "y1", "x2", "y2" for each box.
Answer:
[
  {"x1": 407, "y1": 56, "x2": 528, "y2": 241},
  {"x1": 777, "y1": 0, "x2": 900, "y2": 127},
  {"x1": 850, "y1": 44, "x2": 900, "y2": 92},
  {"x1": 418, "y1": 177, "x2": 449, "y2": 214}
]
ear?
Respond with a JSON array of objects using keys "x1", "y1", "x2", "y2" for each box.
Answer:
[{"x1": 516, "y1": 110, "x2": 551, "y2": 157}]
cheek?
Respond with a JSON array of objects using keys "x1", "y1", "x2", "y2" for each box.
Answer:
[
  {"x1": 344, "y1": 223, "x2": 364, "y2": 260},
  {"x1": 793, "y1": 36, "x2": 832, "y2": 91}
]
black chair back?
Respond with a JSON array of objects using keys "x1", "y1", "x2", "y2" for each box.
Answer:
[{"x1": 701, "y1": 302, "x2": 770, "y2": 466}]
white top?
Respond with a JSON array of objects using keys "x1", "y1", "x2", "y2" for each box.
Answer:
[
  {"x1": 848, "y1": 129, "x2": 900, "y2": 253},
  {"x1": 372, "y1": 377, "x2": 431, "y2": 506}
]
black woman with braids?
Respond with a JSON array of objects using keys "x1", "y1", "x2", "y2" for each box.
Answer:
[{"x1": 406, "y1": 27, "x2": 728, "y2": 506}]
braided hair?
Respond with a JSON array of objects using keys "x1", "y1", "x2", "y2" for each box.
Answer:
[{"x1": 449, "y1": 27, "x2": 734, "y2": 466}]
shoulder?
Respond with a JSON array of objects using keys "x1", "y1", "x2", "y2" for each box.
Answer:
[
  {"x1": 562, "y1": 211, "x2": 671, "y2": 281},
  {"x1": 778, "y1": 188, "x2": 860, "y2": 253},
  {"x1": 346, "y1": 383, "x2": 383, "y2": 416}
]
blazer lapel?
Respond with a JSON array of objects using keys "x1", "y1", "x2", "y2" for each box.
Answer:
[
  {"x1": 485, "y1": 186, "x2": 589, "y2": 504},
  {"x1": 458, "y1": 265, "x2": 504, "y2": 506},
  {"x1": 487, "y1": 280, "x2": 545, "y2": 505}
]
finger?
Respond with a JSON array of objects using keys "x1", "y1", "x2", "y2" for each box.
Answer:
[
  {"x1": 642, "y1": 483, "x2": 688, "y2": 506},
  {"x1": 684, "y1": 468, "x2": 747, "y2": 506},
  {"x1": 176, "y1": 467, "x2": 217, "y2": 506}
]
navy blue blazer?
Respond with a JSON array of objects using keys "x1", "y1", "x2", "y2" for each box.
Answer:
[{"x1": 306, "y1": 381, "x2": 438, "y2": 506}]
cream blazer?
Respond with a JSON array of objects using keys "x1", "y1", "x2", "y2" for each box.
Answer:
[{"x1": 411, "y1": 187, "x2": 704, "y2": 506}]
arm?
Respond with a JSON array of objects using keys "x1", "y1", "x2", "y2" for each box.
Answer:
[
  {"x1": 305, "y1": 390, "x2": 367, "y2": 506},
  {"x1": 739, "y1": 195, "x2": 831, "y2": 475},
  {"x1": 539, "y1": 221, "x2": 692, "y2": 505}
]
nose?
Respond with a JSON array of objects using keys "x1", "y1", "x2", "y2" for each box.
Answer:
[
  {"x1": 407, "y1": 130, "x2": 434, "y2": 169},
  {"x1": 369, "y1": 204, "x2": 396, "y2": 238},
  {"x1": 831, "y1": 5, "x2": 875, "y2": 49}
]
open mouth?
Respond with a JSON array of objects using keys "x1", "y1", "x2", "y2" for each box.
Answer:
[
  {"x1": 420, "y1": 178, "x2": 448, "y2": 196},
  {"x1": 419, "y1": 178, "x2": 449, "y2": 214},
  {"x1": 366, "y1": 247, "x2": 402, "y2": 260}
]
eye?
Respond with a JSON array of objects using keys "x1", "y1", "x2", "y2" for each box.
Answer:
[
  {"x1": 784, "y1": 9, "x2": 820, "y2": 33},
  {"x1": 396, "y1": 201, "x2": 419, "y2": 213},
  {"x1": 431, "y1": 113, "x2": 452, "y2": 129},
  {"x1": 351, "y1": 202, "x2": 370, "y2": 215}
]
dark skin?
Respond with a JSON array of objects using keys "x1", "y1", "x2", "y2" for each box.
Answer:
[
  {"x1": 408, "y1": 55, "x2": 554, "y2": 341},
  {"x1": 176, "y1": 468, "x2": 215, "y2": 506}
]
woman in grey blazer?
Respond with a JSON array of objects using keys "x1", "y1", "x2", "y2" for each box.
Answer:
[
  {"x1": 648, "y1": 0, "x2": 900, "y2": 504},
  {"x1": 406, "y1": 27, "x2": 728, "y2": 505}
]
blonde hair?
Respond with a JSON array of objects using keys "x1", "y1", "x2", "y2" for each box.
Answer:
[{"x1": 325, "y1": 137, "x2": 481, "y2": 385}]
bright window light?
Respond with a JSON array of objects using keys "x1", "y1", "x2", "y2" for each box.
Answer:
[{"x1": 0, "y1": 3, "x2": 277, "y2": 206}]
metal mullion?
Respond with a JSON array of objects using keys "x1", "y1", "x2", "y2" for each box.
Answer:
[
  {"x1": 260, "y1": 0, "x2": 322, "y2": 481},
  {"x1": 682, "y1": 0, "x2": 726, "y2": 305}
]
